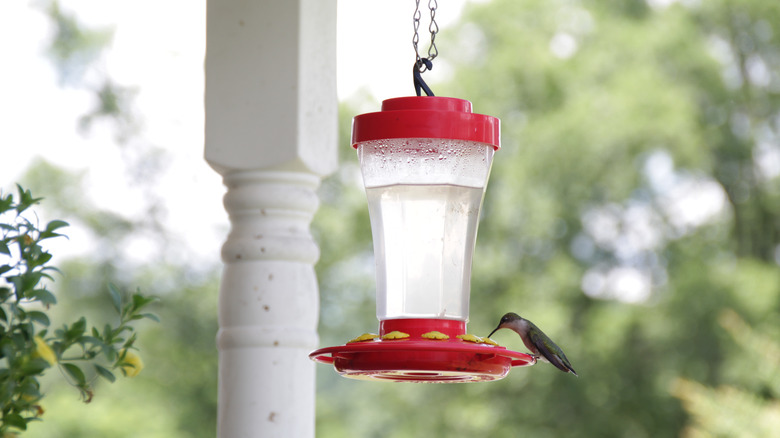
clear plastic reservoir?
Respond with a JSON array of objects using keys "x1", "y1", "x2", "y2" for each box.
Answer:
[{"x1": 357, "y1": 138, "x2": 495, "y2": 321}]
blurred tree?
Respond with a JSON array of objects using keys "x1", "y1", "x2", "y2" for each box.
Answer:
[
  {"x1": 694, "y1": 0, "x2": 780, "y2": 260},
  {"x1": 43, "y1": 0, "x2": 141, "y2": 143},
  {"x1": 672, "y1": 309, "x2": 780, "y2": 437},
  {"x1": 39, "y1": 0, "x2": 170, "y2": 232}
]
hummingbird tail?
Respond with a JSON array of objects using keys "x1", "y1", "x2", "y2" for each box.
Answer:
[{"x1": 540, "y1": 350, "x2": 577, "y2": 376}]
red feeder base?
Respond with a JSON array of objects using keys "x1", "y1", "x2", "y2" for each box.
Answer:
[{"x1": 309, "y1": 319, "x2": 535, "y2": 383}]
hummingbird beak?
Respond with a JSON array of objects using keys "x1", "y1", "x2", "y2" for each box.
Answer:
[{"x1": 487, "y1": 326, "x2": 500, "y2": 338}]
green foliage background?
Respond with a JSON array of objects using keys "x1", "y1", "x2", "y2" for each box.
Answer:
[{"x1": 5, "y1": 0, "x2": 780, "y2": 436}]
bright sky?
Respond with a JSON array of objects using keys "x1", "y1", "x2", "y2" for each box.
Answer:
[{"x1": 0, "y1": 0, "x2": 475, "y2": 266}]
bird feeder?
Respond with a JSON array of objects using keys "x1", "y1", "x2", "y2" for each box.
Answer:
[{"x1": 310, "y1": 97, "x2": 536, "y2": 382}]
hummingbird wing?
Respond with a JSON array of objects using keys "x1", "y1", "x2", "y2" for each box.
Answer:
[{"x1": 528, "y1": 326, "x2": 578, "y2": 376}]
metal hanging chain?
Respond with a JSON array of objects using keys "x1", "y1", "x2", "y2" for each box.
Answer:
[
  {"x1": 426, "y1": 0, "x2": 439, "y2": 60},
  {"x1": 413, "y1": 0, "x2": 439, "y2": 71},
  {"x1": 412, "y1": 0, "x2": 439, "y2": 96}
]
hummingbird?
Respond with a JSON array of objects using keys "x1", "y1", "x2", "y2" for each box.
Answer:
[{"x1": 488, "y1": 312, "x2": 578, "y2": 376}]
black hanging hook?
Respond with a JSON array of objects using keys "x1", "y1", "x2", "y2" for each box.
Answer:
[{"x1": 413, "y1": 58, "x2": 435, "y2": 97}]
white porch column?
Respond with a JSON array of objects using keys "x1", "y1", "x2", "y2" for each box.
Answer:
[{"x1": 204, "y1": 1, "x2": 337, "y2": 437}]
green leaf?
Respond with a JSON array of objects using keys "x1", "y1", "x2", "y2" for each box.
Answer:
[
  {"x1": 19, "y1": 321, "x2": 35, "y2": 340},
  {"x1": 7, "y1": 273, "x2": 21, "y2": 290},
  {"x1": 140, "y1": 312, "x2": 161, "y2": 323},
  {"x1": 108, "y1": 283, "x2": 122, "y2": 314},
  {"x1": 4, "y1": 412, "x2": 28, "y2": 430},
  {"x1": 0, "y1": 193, "x2": 13, "y2": 213},
  {"x1": 102, "y1": 344, "x2": 118, "y2": 362},
  {"x1": 6, "y1": 302, "x2": 24, "y2": 320},
  {"x1": 18, "y1": 380, "x2": 42, "y2": 399},
  {"x1": 0, "y1": 240, "x2": 10, "y2": 255},
  {"x1": 111, "y1": 325, "x2": 133, "y2": 338},
  {"x1": 26, "y1": 311, "x2": 51, "y2": 327},
  {"x1": 23, "y1": 358, "x2": 50, "y2": 375},
  {"x1": 77, "y1": 335, "x2": 105, "y2": 348},
  {"x1": 44, "y1": 219, "x2": 69, "y2": 233},
  {"x1": 27, "y1": 251, "x2": 53, "y2": 269},
  {"x1": 15, "y1": 184, "x2": 42, "y2": 213},
  {"x1": 62, "y1": 363, "x2": 87, "y2": 385},
  {"x1": 66, "y1": 317, "x2": 87, "y2": 340},
  {"x1": 19, "y1": 272, "x2": 44, "y2": 295},
  {"x1": 132, "y1": 293, "x2": 158, "y2": 309},
  {"x1": 94, "y1": 364, "x2": 116, "y2": 382},
  {"x1": 121, "y1": 332, "x2": 138, "y2": 350},
  {"x1": 27, "y1": 288, "x2": 57, "y2": 307},
  {"x1": 13, "y1": 305, "x2": 27, "y2": 321}
]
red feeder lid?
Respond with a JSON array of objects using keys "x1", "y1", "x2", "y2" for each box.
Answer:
[
  {"x1": 309, "y1": 319, "x2": 535, "y2": 383},
  {"x1": 351, "y1": 97, "x2": 501, "y2": 150}
]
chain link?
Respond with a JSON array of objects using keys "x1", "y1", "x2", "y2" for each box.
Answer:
[
  {"x1": 427, "y1": 0, "x2": 438, "y2": 60},
  {"x1": 413, "y1": 0, "x2": 438, "y2": 72}
]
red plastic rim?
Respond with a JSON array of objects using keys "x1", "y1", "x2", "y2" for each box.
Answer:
[
  {"x1": 379, "y1": 318, "x2": 465, "y2": 338},
  {"x1": 351, "y1": 97, "x2": 501, "y2": 150},
  {"x1": 310, "y1": 319, "x2": 535, "y2": 383}
]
